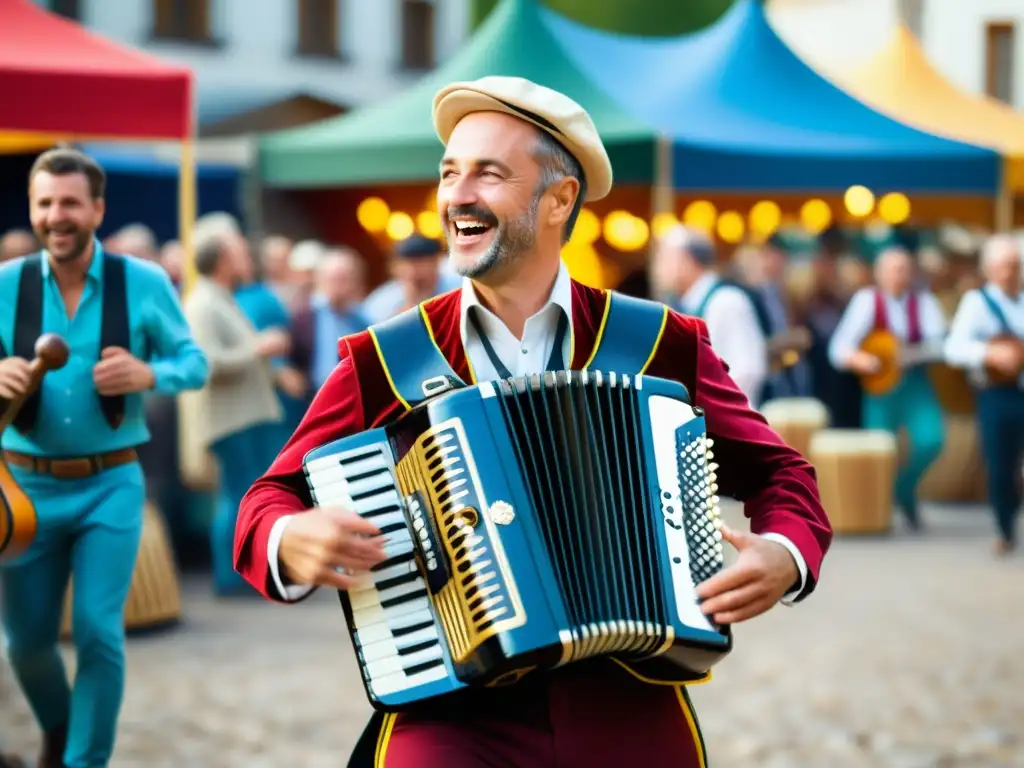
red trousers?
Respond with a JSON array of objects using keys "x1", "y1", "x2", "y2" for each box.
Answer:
[{"x1": 372, "y1": 660, "x2": 708, "y2": 768}]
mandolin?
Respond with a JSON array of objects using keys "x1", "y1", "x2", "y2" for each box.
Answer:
[
  {"x1": 857, "y1": 329, "x2": 937, "y2": 396},
  {"x1": 985, "y1": 333, "x2": 1024, "y2": 386},
  {"x1": 0, "y1": 334, "x2": 70, "y2": 562}
]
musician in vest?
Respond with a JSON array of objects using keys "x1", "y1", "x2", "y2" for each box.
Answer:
[
  {"x1": 0, "y1": 148, "x2": 209, "y2": 768},
  {"x1": 652, "y1": 225, "x2": 771, "y2": 407},
  {"x1": 828, "y1": 246, "x2": 947, "y2": 529},
  {"x1": 944, "y1": 234, "x2": 1024, "y2": 554},
  {"x1": 233, "y1": 77, "x2": 832, "y2": 767}
]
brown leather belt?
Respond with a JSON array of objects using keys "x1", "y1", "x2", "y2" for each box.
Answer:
[{"x1": 3, "y1": 448, "x2": 138, "y2": 480}]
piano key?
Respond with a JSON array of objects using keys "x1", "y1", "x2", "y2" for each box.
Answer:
[
  {"x1": 353, "y1": 608, "x2": 434, "y2": 645},
  {"x1": 357, "y1": 626, "x2": 440, "y2": 663},
  {"x1": 351, "y1": 596, "x2": 431, "y2": 630},
  {"x1": 363, "y1": 644, "x2": 443, "y2": 679},
  {"x1": 369, "y1": 663, "x2": 448, "y2": 699}
]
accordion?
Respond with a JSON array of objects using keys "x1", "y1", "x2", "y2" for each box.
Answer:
[{"x1": 303, "y1": 370, "x2": 731, "y2": 711}]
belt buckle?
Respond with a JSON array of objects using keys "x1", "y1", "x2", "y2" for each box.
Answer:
[{"x1": 56, "y1": 458, "x2": 95, "y2": 480}]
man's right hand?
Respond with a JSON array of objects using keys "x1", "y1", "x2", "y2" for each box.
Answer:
[
  {"x1": 278, "y1": 508, "x2": 388, "y2": 590},
  {"x1": 985, "y1": 341, "x2": 1024, "y2": 376},
  {"x1": 255, "y1": 329, "x2": 291, "y2": 359},
  {"x1": 0, "y1": 357, "x2": 32, "y2": 400},
  {"x1": 846, "y1": 350, "x2": 882, "y2": 376}
]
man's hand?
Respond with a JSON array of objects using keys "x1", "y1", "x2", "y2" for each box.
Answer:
[
  {"x1": 255, "y1": 329, "x2": 291, "y2": 359},
  {"x1": 695, "y1": 525, "x2": 799, "y2": 624},
  {"x1": 846, "y1": 350, "x2": 881, "y2": 376},
  {"x1": 276, "y1": 366, "x2": 308, "y2": 399},
  {"x1": 92, "y1": 346, "x2": 155, "y2": 395},
  {"x1": 986, "y1": 340, "x2": 1024, "y2": 376},
  {"x1": 0, "y1": 357, "x2": 32, "y2": 400},
  {"x1": 279, "y1": 507, "x2": 388, "y2": 591}
]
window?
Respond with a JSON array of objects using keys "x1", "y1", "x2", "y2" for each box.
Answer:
[
  {"x1": 297, "y1": 0, "x2": 341, "y2": 58},
  {"x1": 897, "y1": 0, "x2": 923, "y2": 39},
  {"x1": 152, "y1": 0, "x2": 212, "y2": 44},
  {"x1": 50, "y1": 0, "x2": 81, "y2": 20},
  {"x1": 401, "y1": 0, "x2": 435, "y2": 71},
  {"x1": 985, "y1": 22, "x2": 1016, "y2": 104}
]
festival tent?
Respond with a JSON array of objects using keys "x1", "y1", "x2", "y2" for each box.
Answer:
[
  {"x1": 538, "y1": 0, "x2": 1000, "y2": 196},
  {"x1": 258, "y1": 0, "x2": 660, "y2": 188},
  {"x1": 0, "y1": 0, "x2": 198, "y2": 282},
  {"x1": 828, "y1": 24, "x2": 1024, "y2": 223}
]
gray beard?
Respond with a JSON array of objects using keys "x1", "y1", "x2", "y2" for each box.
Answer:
[{"x1": 451, "y1": 205, "x2": 538, "y2": 280}]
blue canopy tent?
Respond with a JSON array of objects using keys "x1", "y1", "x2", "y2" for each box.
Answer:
[{"x1": 539, "y1": 0, "x2": 1000, "y2": 195}]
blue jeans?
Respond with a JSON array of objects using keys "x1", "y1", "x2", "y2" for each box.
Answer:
[
  {"x1": 1, "y1": 461, "x2": 145, "y2": 768},
  {"x1": 976, "y1": 387, "x2": 1024, "y2": 544},
  {"x1": 208, "y1": 422, "x2": 280, "y2": 594},
  {"x1": 862, "y1": 367, "x2": 945, "y2": 522}
]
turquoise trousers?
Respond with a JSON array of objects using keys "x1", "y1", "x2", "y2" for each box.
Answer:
[
  {"x1": 1, "y1": 461, "x2": 145, "y2": 768},
  {"x1": 862, "y1": 367, "x2": 945, "y2": 523}
]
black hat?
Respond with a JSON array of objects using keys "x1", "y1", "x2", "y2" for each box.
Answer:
[{"x1": 395, "y1": 234, "x2": 443, "y2": 258}]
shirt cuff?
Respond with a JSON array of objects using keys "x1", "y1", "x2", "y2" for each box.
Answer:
[
  {"x1": 760, "y1": 532, "x2": 808, "y2": 605},
  {"x1": 267, "y1": 515, "x2": 316, "y2": 602}
]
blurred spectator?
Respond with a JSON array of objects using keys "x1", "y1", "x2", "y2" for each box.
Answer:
[
  {"x1": 654, "y1": 225, "x2": 769, "y2": 405},
  {"x1": 291, "y1": 247, "x2": 370, "y2": 393},
  {"x1": 107, "y1": 222, "x2": 158, "y2": 262},
  {"x1": 160, "y1": 240, "x2": 183, "y2": 288},
  {"x1": 259, "y1": 234, "x2": 296, "y2": 307},
  {"x1": 362, "y1": 234, "x2": 460, "y2": 324},
  {"x1": 183, "y1": 213, "x2": 286, "y2": 596},
  {"x1": 0, "y1": 228, "x2": 38, "y2": 261},
  {"x1": 288, "y1": 239, "x2": 325, "y2": 312}
]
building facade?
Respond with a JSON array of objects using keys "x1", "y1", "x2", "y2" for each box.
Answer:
[
  {"x1": 39, "y1": 0, "x2": 472, "y2": 124},
  {"x1": 769, "y1": 0, "x2": 1024, "y2": 107}
]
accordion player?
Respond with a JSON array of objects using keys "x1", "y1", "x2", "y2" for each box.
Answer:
[{"x1": 303, "y1": 369, "x2": 732, "y2": 711}]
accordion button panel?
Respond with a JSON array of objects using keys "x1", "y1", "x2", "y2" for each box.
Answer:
[{"x1": 305, "y1": 440, "x2": 451, "y2": 704}]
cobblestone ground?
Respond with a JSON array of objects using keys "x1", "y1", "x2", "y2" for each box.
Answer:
[{"x1": 2, "y1": 502, "x2": 1022, "y2": 767}]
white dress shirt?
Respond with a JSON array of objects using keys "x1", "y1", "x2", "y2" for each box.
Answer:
[
  {"x1": 680, "y1": 272, "x2": 768, "y2": 406},
  {"x1": 944, "y1": 284, "x2": 1024, "y2": 388},
  {"x1": 828, "y1": 286, "x2": 948, "y2": 371},
  {"x1": 268, "y1": 262, "x2": 807, "y2": 604}
]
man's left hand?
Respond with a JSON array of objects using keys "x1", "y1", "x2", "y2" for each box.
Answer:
[
  {"x1": 93, "y1": 346, "x2": 155, "y2": 395},
  {"x1": 695, "y1": 525, "x2": 799, "y2": 624}
]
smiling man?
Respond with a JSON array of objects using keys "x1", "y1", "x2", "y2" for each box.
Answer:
[
  {"x1": 0, "y1": 147, "x2": 208, "y2": 768},
  {"x1": 234, "y1": 77, "x2": 832, "y2": 767}
]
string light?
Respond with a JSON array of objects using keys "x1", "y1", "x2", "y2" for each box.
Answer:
[
  {"x1": 356, "y1": 197, "x2": 390, "y2": 233},
  {"x1": 844, "y1": 185, "x2": 875, "y2": 217},
  {"x1": 385, "y1": 212, "x2": 414, "y2": 241},
  {"x1": 878, "y1": 192, "x2": 911, "y2": 224}
]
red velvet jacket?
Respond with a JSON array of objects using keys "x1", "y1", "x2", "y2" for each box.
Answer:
[{"x1": 234, "y1": 280, "x2": 832, "y2": 602}]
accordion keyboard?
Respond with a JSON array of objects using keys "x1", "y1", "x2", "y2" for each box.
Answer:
[{"x1": 305, "y1": 443, "x2": 450, "y2": 701}]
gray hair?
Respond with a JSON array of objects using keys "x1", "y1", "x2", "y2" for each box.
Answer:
[
  {"x1": 981, "y1": 233, "x2": 1021, "y2": 271},
  {"x1": 531, "y1": 131, "x2": 587, "y2": 244},
  {"x1": 112, "y1": 223, "x2": 157, "y2": 255},
  {"x1": 661, "y1": 224, "x2": 715, "y2": 265}
]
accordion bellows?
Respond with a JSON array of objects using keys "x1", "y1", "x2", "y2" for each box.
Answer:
[{"x1": 304, "y1": 371, "x2": 732, "y2": 711}]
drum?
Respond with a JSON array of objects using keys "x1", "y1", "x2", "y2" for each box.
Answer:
[
  {"x1": 918, "y1": 415, "x2": 987, "y2": 503},
  {"x1": 61, "y1": 503, "x2": 182, "y2": 638},
  {"x1": 760, "y1": 397, "x2": 830, "y2": 459},
  {"x1": 809, "y1": 429, "x2": 897, "y2": 535}
]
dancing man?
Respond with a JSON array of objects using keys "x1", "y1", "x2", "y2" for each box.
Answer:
[
  {"x1": 0, "y1": 147, "x2": 208, "y2": 767},
  {"x1": 944, "y1": 234, "x2": 1024, "y2": 554},
  {"x1": 234, "y1": 77, "x2": 833, "y2": 767},
  {"x1": 828, "y1": 246, "x2": 947, "y2": 529}
]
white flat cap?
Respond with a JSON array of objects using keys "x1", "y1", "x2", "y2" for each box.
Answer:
[{"x1": 432, "y1": 76, "x2": 613, "y2": 202}]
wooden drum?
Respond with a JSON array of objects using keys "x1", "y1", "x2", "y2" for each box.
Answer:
[
  {"x1": 760, "y1": 397, "x2": 830, "y2": 459},
  {"x1": 809, "y1": 429, "x2": 897, "y2": 535},
  {"x1": 918, "y1": 415, "x2": 987, "y2": 503},
  {"x1": 61, "y1": 503, "x2": 182, "y2": 638}
]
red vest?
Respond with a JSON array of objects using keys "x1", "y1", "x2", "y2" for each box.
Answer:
[{"x1": 872, "y1": 288, "x2": 922, "y2": 344}]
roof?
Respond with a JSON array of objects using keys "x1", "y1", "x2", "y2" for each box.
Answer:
[
  {"x1": 258, "y1": 0, "x2": 659, "y2": 189},
  {"x1": 538, "y1": 0, "x2": 1000, "y2": 194},
  {"x1": 471, "y1": 0, "x2": 733, "y2": 36},
  {"x1": 833, "y1": 24, "x2": 1024, "y2": 191},
  {"x1": 0, "y1": 0, "x2": 191, "y2": 139}
]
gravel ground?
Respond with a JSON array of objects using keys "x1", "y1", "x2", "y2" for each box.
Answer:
[{"x1": 1, "y1": 502, "x2": 1021, "y2": 767}]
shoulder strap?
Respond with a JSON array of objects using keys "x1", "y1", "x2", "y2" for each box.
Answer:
[
  {"x1": 100, "y1": 253, "x2": 131, "y2": 430},
  {"x1": 583, "y1": 292, "x2": 668, "y2": 376},
  {"x1": 693, "y1": 279, "x2": 722, "y2": 318},
  {"x1": 906, "y1": 291, "x2": 922, "y2": 344},
  {"x1": 368, "y1": 304, "x2": 466, "y2": 411},
  {"x1": 9, "y1": 255, "x2": 44, "y2": 434},
  {"x1": 979, "y1": 287, "x2": 1012, "y2": 334},
  {"x1": 872, "y1": 289, "x2": 888, "y2": 331}
]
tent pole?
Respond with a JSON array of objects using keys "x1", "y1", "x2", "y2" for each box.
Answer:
[
  {"x1": 996, "y1": 161, "x2": 1013, "y2": 233},
  {"x1": 179, "y1": 105, "x2": 198, "y2": 296},
  {"x1": 647, "y1": 134, "x2": 674, "y2": 290}
]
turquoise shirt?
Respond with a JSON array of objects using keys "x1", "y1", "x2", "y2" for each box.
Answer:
[{"x1": 0, "y1": 242, "x2": 209, "y2": 457}]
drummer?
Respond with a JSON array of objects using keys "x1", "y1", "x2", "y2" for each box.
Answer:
[
  {"x1": 828, "y1": 246, "x2": 947, "y2": 529},
  {"x1": 943, "y1": 233, "x2": 1024, "y2": 554}
]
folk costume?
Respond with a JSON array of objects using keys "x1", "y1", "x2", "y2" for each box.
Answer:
[
  {"x1": 828, "y1": 285, "x2": 947, "y2": 525},
  {"x1": 233, "y1": 76, "x2": 832, "y2": 768},
  {"x1": 0, "y1": 243, "x2": 208, "y2": 767},
  {"x1": 944, "y1": 284, "x2": 1024, "y2": 547}
]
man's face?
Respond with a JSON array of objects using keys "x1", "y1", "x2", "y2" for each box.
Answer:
[
  {"x1": 437, "y1": 112, "x2": 543, "y2": 280},
  {"x1": 874, "y1": 249, "x2": 914, "y2": 295},
  {"x1": 318, "y1": 254, "x2": 363, "y2": 309},
  {"x1": 758, "y1": 245, "x2": 786, "y2": 283},
  {"x1": 261, "y1": 237, "x2": 292, "y2": 283},
  {"x1": 393, "y1": 254, "x2": 441, "y2": 296},
  {"x1": 986, "y1": 244, "x2": 1022, "y2": 294},
  {"x1": 0, "y1": 231, "x2": 37, "y2": 261},
  {"x1": 29, "y1": 171, "x2": 104, "y2": 263}
]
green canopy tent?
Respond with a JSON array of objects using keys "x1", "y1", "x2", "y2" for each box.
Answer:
[{"x1": 258, "y1": 0, "x2": 662, "y2": 189}]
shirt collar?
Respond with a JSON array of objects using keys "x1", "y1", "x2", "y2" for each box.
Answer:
[
  {"x1": 40, "y1": 237, "x2": 105, "y2": 283},
  {"x1": 986, "y1": 282, "x2": 1024, "y2": 304},
  {"x1": 680, "y1": 271, "x2": 718, "y2": 311},
  {"x1": 459, "y1": 260, "x2": 574, "y2": 343}
]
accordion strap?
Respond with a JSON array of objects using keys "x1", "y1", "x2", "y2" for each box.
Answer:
[
  {"x1": 368, "y1": 304, "x2": 466, "y2": 411},
  {"x1": 584, "y1": 292, "x2": 670, "y2": 376}
]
